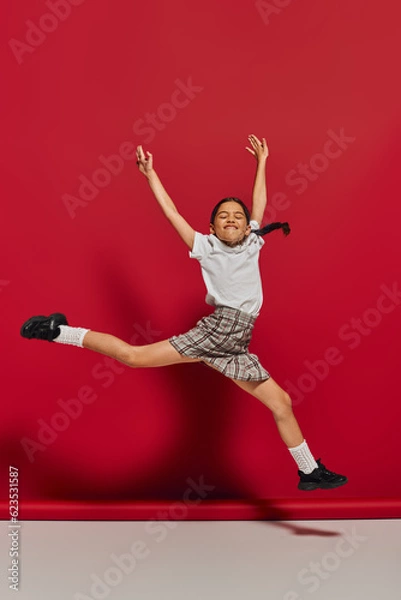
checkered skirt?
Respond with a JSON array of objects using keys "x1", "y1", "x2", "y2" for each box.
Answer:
[{"x1": 169, "y1": 305, "x2": 270, "y2": 382}]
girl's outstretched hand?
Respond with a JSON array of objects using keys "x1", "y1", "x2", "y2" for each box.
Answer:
[
  {"x1": 136, "y1": 145, "x2": 153, "y2": 177},
  {"x1": 245, "y1": 134, "x2": 269, "y2": 162}
]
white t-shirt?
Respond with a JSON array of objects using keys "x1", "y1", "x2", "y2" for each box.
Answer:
[{"x1": 189, "y1": 220, "x2": 265, "y2": 317}]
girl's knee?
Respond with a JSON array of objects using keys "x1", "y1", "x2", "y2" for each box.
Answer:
[
  {"x1": 283, "y1": 391, "x2": 292, "y2": 408},
  {"x1": 273, "y1": 390, "x2": 293, "y2": 418}
]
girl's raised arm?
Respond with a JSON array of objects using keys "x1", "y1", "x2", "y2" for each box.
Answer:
[
  {"x1": 245, "y1": 134, "x2": 269, "y2": 225},
  {"x1": 136, "y1": 145, "x2": 195, "y2": 250}
]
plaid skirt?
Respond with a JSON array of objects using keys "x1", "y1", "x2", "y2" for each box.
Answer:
[{"x1": 169, "y1": 305, "x2": 270, "y2": 382}]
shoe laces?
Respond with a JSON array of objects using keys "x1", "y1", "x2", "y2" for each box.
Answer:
[
  {"x1": 316, "y1": 459, "x2": 339, "y2": 478},
  {"x1": 316, "y1": 459, "x2": 329, "y2": 474}
]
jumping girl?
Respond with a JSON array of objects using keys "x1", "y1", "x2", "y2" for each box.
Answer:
[{"x1": 20, "y1": 134, "x2": 347, "y2": 491}]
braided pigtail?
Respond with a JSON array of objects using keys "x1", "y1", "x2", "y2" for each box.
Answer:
[{"x1": 252, "y1": 222, "x2": 291, "y2": 236}]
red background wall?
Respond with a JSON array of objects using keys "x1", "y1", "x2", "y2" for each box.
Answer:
[{"x1": 1, "y1": 0, "x2": 401, "y2": 518}]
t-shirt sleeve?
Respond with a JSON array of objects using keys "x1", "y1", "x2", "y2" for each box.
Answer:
[
  {"x1": 250, "y1": 220, "x2": 265, "y2": 248},
  {"x1": 189, "y1": 232, "x2": 211, "y2": 260}
]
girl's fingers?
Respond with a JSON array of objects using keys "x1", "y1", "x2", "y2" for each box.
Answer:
[
  {"x1": 136, "y1": 145, "x2": 153, "y2": 163},
  {"x1": 248, "y1": 135, "x2": 264, "y2": 150}
]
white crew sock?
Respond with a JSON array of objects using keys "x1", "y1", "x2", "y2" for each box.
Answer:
[
  {"x1": 288, "y1": 440, "x2": 318, "y2": 474},
  {"x1": 53, "y1": 325, "x2": 90, "y2": 347}
]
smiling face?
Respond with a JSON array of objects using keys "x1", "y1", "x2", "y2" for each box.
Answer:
[{"x1": 210, "y1": 201, "x2": 251, "y2": 246}]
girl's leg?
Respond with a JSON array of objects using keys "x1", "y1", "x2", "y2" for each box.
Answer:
[
  {"x1": 231, "y1": 375, "x2": 348, "y2": 488},
  {"x1": 231, "y1": 376, "x2": 304, "y2": 448},
  {"x1": 82, "y1": 331, "x2": 201, "y2": 368}
]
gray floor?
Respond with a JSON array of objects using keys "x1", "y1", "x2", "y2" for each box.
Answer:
[{"x1": 1, "y1": 519, "x2": 400, "y2": 599}]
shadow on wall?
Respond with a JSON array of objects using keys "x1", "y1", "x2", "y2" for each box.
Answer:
[{"x1": 8, "y1": 252, "x2": 279, "y2": 506}]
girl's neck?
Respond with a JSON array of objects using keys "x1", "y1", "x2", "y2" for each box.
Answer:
[{"x1": 215, "y1": 233, "x2": 247, "y2": 248}]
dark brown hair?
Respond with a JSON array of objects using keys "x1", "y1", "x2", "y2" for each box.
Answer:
[{"x1": 210, "y1": 197, "x2": 290, "y2": 236}]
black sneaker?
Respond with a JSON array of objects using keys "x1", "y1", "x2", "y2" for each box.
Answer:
[
  {"x1": 298, "y1": 459, "x2": 348, "y2": 491},
  {"x1": 20, "y1": 313, "x2": 68, "y2": 342}
]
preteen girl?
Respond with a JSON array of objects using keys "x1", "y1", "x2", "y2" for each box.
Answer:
[{"x1": 20, "y1": 134, "x2": 347, "y2": 491}]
